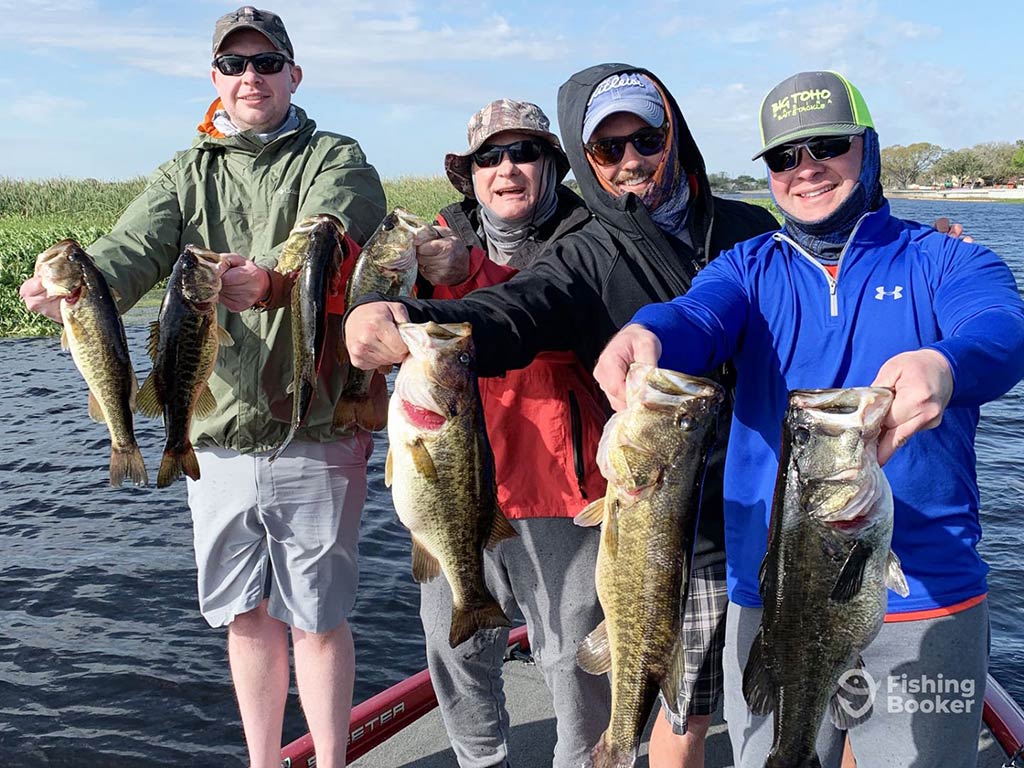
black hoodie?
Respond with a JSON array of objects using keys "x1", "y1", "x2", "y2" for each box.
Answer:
[{"x1": 382, "y1": 64, "x2": 779, "y2": 566}]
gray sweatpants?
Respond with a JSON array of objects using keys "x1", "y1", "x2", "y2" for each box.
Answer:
[
  {"x1": 722, "y1": 599, "x2": 989, "y2": 768},
  {"x1": 419, "y1": 516, "x2": 610, "y2": 768}
]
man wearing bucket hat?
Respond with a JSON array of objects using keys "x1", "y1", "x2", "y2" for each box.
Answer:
[
  {"x1": 406, "y1": 98, "x2": 610, "y2": 768},
  {"x1": 20, "y1": 7, "x2": 385, "y2": 767},
  {"x1": 593, "y1": 70, "x2": 1024, "y2": 767},
  {"x1": 344, "y1": 63, "x2": 780, "y2": 766}
]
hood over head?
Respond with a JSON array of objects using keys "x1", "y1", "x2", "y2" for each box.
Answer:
[{"x1": 557, "y1": 63, "x2": 712, "y2": 244}]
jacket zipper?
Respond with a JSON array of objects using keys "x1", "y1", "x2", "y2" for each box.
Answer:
[
  {"x1": 567, "y1": 391, "x2": 588, "y2": 499},
  {"x1": 773, "y1": 213, "x2": 871, "y2": 318}
]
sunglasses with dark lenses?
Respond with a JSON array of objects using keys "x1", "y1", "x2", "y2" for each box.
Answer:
[
  {"x1": 212, "y1": 52, "x2": 291, "y2": 77},
  {"x1": 472, "y1": 139, "x2": 545, "y2": 168},
  {"x1": 584, "y1": 125, "x2": 668, "y2": 166},
  {"x1": 763, "y1": 136, "x2": 854, "y2": 173}
]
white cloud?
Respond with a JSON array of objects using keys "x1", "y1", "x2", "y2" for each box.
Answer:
[{"x1": 8, "y1": 93, "x2": 85, "y2": 123}]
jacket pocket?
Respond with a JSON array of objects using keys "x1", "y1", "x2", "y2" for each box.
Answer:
[{"x1": 568, "y1": 390, "x2": 587, "y2": 500}]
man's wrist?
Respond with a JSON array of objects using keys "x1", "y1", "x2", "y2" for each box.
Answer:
[{"x1": 250, "y1": 269, "x2": 273, "y2": 311}]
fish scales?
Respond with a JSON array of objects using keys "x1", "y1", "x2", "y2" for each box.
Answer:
[{"x1": 575, "y1": 365, "x2": 723, "y2": 768}]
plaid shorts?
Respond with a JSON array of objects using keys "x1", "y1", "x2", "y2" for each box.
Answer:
[{"x1": 658, "y1": 559, "x2": 729, "y2": 734}]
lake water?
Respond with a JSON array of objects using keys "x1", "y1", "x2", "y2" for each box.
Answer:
[{"x1": 1, "y1": 198, "x2": 1021, "y2": 764}]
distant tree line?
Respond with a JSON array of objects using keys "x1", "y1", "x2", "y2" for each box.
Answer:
[
  {"x1": 707, "y1": 172, "x2": 768, "y2": 193},
  {"x1": 881, "y1": 140, "x2": 1024, "y2": 188}
]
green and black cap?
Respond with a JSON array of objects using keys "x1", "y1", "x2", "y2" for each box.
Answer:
[
  {"x1": 212, "y1": 6, "x2": 293, "y2": 59},
  {"x1": 752, "y1": 71, "x2": 874, "y2": 160}
]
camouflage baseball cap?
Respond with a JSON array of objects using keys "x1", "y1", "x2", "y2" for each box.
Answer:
[
  {"x1": 445, "y1": 99, "x2": 570, "y2": 198},
  {"x1": 212, "y1": 6, "x2": 293, "y2": 59},
  {"x1": 753, "y1": 71, "x2": 874, "y2": 160}
]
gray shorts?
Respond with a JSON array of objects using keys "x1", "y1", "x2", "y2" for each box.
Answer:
[
  {"x1": 659, "y1": 559, "x2": 729, "y2": 734},
  {"x1": 187, "y1": 434, "x2": 372, "y2": 633}
]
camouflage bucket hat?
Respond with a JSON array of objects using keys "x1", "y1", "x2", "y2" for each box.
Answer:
[
  {"x1": 445, "y1": 99, "x2": 571, "y2": 198},
  {"x1": 213, "y1": 6, "x2": 293, "y2": 58}
]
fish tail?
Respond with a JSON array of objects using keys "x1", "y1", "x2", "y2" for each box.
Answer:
[
  {"x1": 588, "y1": 733, "x2": 636, "y2": 768},
  {"x1": 157, "y1": 445, "x2": 200, "y2": 488},
  {"x1": 109, "y1": 445, "x2": 149, "y2": 487},
  {"x1": 448, "y1": 599, "x2": 511, "y2": 648},
  {"x1": 333, "y1": 392, "x2": 388, "y2": 432},
  {"x1": 765, "y1": 750, "x2": 821, "y2": 768}
]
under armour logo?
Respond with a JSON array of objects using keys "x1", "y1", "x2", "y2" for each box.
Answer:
[{"x1": 875, "y1": 285, "x2": 904, "y2": 301}]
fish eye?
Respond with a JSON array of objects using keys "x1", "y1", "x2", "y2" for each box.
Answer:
[
  {"x1": 794, "y1": 426, "x2": 811, "y2": 445},
  {"x1": 676, "y1": 415, "x2": 695, "y2": 431},
  {"x1": 457, "y1": 352, "x2": 471, "y2": 365}
]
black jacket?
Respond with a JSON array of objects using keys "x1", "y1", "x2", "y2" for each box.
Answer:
[{"x1": 384, "y1": 64, "x2": 779, "y2": 565}]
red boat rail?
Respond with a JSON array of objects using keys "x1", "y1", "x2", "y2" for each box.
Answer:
[
  {"x1": 280, "y1": 625, "x2": 530, "y2": 767},
  {"x1": 281, "y1": 632, "x2": 1024, "y2": 766},
  {"x1": 984, "y1": 674, "x2": 1024, "y2": 760}
]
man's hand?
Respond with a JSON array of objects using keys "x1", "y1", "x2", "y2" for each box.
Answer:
[
  {"x1": 871, "y1": 349, "x2": 954, "y2": 465},
  {"x1": 218, "y1": 253, "x2": 270, "y2": 312},
  {"x1": 416, "y1": 226, "x2": 470, "y2": 286},
  {"x1": 344, "y1": 302, "x2": 412, "y2": 370},
  {"x1": 934, "y1": 217, "x2": 974, "y2": 244},
  {"x1": 19, "y1": 276, "x2": 63, "y2": 323},
  {"x1": 593, "y1": 324, "x2": 662, "y2": 411}
]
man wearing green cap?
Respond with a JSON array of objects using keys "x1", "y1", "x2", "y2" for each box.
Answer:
[
  {"x1": 19, "y1": 6, "x2": 386, "y2": 767},
  {"x1": 592, "y1": 70, "x2": 1024, "y2": 766}
]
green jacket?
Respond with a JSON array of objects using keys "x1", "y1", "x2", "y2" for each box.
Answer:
[{"x1": 89, "y1": 106, "x2": 387, "y2": 453}]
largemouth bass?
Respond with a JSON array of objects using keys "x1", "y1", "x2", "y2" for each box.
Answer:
[
  {"x1": 385, "y1": 321, "x2": 516, "y2": 647},
  {"x1": 574, "y1": 364, "x2": 723, "y2": 768},
  {"x1": 35, "y1": 240, "x2": 147, "y2": 487},
  {"x1": 335, "y1": 208, "x2": 428, "y2": 432},
  {"x1": 137, "y1": 245, "x2": 231, "y2": 487},
  {"x1": 270, "y1": 214, "x2": 348, "y2": 462},
  {"x1": 742, "y1": 387, "x2": 909, "y2": 768}
]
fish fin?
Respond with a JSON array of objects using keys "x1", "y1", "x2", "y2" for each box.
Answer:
[
  {"x1": 194, "y1": 384, "x2": 217, "y2": 420},
  {"x1": 659, "y1": 635, "x2": 687, "y2": 718},
  {"x1": 410, "y1": 536, "x2": 441, "y2": 583},
  {"x1": 742, "y1": 627, "x2": 775, "y2": 716},
  {"x1": 828, "y1": 657, "x2": 875, "y2": 729},
  {"x1": 830, "y1": 540, "x2": 872, "y2": 603},
  {"x1": 448, "y1": 599, "x2": 511, "y2": 648},
  {"x1": 146, "y1": 320, "x2": 160, "y2": 361},
  {"x1": 588, "y1": 734, "x2": 636, "y2": 768},
  {"x1": 602, "y1": 499, "x2": 620, "y2": 558},
  {"x1": 110, "y1": 446, "x2": 148, "y2": 488},
  {"x1": 157, "y1": 446, "x2": 200, "y2": 488},
  {"x1": 409, "y1": 438, "x2": 438, "y2": 480},
  {"x1": 110, "y1": 287, "x2": 122, "y2": 304},
  {"x1": 136, "y1": 373, "x2": 162, "y2": 418},
  {"x1": 485, "y1": 509, "x2": 517, "y2": 549},
  {"x1": 576, "y1": 620, "x2": 612, "y2": 675},
  {"x1": 885, "y1": 550, "x2": 910, "y2": 597},
  {"x1": 573, "y1": 497, "x2": 605, "y2": 527},
  {"x1": 216, "y1": 325, "x2": 234, "y2": 347},
  {"x1": 87, "y1": 390, "x2": 105, "y2": 423},
  {"x1": 384, "y1": 447, "x2": 393, "y2": 487},
  {"x1": 60, "y1": 328, "x2": 70, "y2": 351}
]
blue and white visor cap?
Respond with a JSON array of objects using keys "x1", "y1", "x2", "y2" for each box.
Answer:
[{"x1": 583, "y1": 73, "x2": 666, "y2": 143}]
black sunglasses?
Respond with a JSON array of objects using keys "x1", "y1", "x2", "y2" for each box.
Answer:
[
  {"x1": 212, "y1": 52, "x2": 292, "y2": 77},
  {"x1": 763, "y1": 136, "x2": 854, "y2": 173},
  {"x1": 472, "y1": 139, "x2": 545, "y2": 169},
  {"x1": 584, "y1": 124, "x2": 667, "y2": 166}
]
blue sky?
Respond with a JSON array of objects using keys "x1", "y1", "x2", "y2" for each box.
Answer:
[{"x1": 3, "y1": 0, "x2": 1021, "y2": 181}]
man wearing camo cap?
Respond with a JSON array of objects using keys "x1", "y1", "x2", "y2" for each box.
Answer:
[
  {"x1": 344, "y1": 63, "x2": 780, "y2": 767},
  {"x1": 409, "y1": 97, "x2": 611, "y2": 768},
  {"x1": 21, "y1": 7, "x2": 386, "y2": 767}
]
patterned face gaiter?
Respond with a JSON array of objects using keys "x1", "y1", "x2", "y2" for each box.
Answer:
[{"x1": 772, "y1": 128, "x2": 885, "y2": 259}]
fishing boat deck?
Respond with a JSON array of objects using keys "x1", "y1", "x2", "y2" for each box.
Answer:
[{"x1": 349, "y1": 656, "x2": 1008, "y2": 767}]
